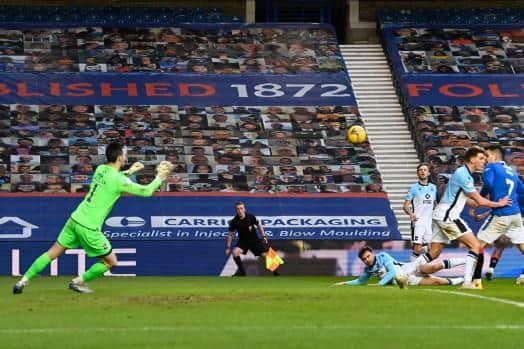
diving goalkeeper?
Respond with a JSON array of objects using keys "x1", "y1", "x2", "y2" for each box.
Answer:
[{"x1": 13, "y1": 143, "x2": 174, "y2": 294}]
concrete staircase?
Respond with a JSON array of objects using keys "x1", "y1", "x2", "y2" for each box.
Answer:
[{"x1": 341, "y1": 44, "x2": 420, "y2": 240}]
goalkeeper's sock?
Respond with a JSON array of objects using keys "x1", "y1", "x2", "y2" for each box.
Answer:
[
  {"x1": 442, "y1": 258, "x2": 465, "y2": 269},
  {"x1": 81, "y1": 262, "x2": 109, "y2": 282},
  {"x1": 22, "y1": 252, "x2": 52, "y2": 282},
  {"x1": 233, "y1": 256, "x2": 246, "y2": 275}
]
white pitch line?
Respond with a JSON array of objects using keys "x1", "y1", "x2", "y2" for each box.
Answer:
[
  {"x1": 424, "y1": 289, "x2": 524, "y2": 309},
  {"x1": 1, "y1": 324, "x2": 524, "y2": 334}
]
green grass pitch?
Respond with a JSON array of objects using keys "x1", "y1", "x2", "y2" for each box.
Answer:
[{"x1": 1, "y1": 276, "x2": 523, "y2": 349}]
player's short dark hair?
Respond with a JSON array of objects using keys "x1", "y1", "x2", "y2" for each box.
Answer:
[
  {"x1": 358, "y1": 246, "x2": 373, "y2": 259},
  {"x1": 105, "y1": 143, "x2": 123, "y2": 163},
  {"x1": 416, "y1": 163, "x2": 430, "y2": 171},
  {"x1": 464, "y1": 146, "x2": 485, "y2": 162},
  {"x1": 484, "y1": 144, "x2": 505, "y2": 159},
  {"x1": 235, "y1": 201, "x2": 245, "y2": 208}
]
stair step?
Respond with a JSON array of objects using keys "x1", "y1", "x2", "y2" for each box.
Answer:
[
  {"x1": 345, "y1": 61, "x2": 388, "y2": 65},
  {"x1": 364, "y1": 117, "x2": 406, "y2": 122},
  {"x1": 341, "y1": 44, "x2": 382, "y2": 48},
  {"x1": 367, "y1": 129, "x2": 409, "y2": 134},
  {"x1": 350, "y1": 72, "x2": 392, "y2": 76},
  {"x1": 385, "y1": 184, "x2": 419, "y2": 189},
  {"x1": 352, "y1": 87, "x2": 395, "y2": 92},
  {"x1": 372, "y1": 149, "x2": 418, "y2": 154},
  {"x1": 364, "y1": 117, "x2": 406, "y2": 121},
  {"x1": 351, "y1": 81, "x2": 394, "y2": 86},
  {"x1": 378, "y1": 165, "x2": 420, "y2": 170},
  {"x1": 350, "y1": 77, "x2": 393, "y2": 81},
  {"x1": 366, "y1": 122, "x2": 407, "y2": 127},
  {"x1": 347, "y1": 64, "x2": 389, "y2": 69},
  {"x1": 358, "y1": 98, "x2": 399, "y2": 102},
  {"x1": 356, "y1": 94, "x2": 398, "y2": 98},
  {"x1": 370, "y1": 140, "x2": 414, "y2": 145},
  {"x1": 372, "y1": 145, "x2": 416, "y2": 150},
  {"x1": 360, "y1": 109, "x2": 403, "y2": 113},
  {"x1": 358, "y1": 105, "x2": 402, "y2": 109},
  {"x1": 361, "y1": 111, "x2": 404, "y2": 115},
  {"x1": 342, "y1": 49, "x2": 384, "y2": 52},
  {"x1": 378, "y1": 167, "x2": 418, "y2": 172},
  {"x1": 354, "y1": 88, "x2": 396, "y2": 93}
]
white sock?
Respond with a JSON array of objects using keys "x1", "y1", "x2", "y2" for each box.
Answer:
[
  {"x1": 442, "y1": 258, "x2": 466, "y2": 269},
  {"x1": 448, "y1": 277, "x2": 464, "y2": 285},
  {"x1": 464, "y1": 251, "x2": 478, "y2": 284},
  {"x1": 72, "y1": 276, "x2": 84, "y2": 284}
]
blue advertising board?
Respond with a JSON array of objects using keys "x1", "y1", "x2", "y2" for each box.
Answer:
[
  {"x1": 0, "y1": 193, "x2": 400, "y2": 276},
  {"x1": 0, "y1": 241, "x2": 228, "y2": 276},
  {"x1": 0, "y1": 193, "x2": 400, "y2": 242}
]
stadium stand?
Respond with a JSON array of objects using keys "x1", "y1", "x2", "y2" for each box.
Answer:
[
  {"x1": 0, "y1": 26, "x2": 343, "y2": 73},
  {"x1": 0, "y1": 22, "x2": 378, "y2": 194},
  {"x1": 0, "y1": 103, "x2": 380, "y2": 193},
  {"x1": 389, "y1": 27, "x2": 524, "y2": 74},
  {"x1": 408, "y1": 104, "x2": 524, "y2": 187},
  {"x1": 0, "y1": 5, "x2": 242, "y2": 25},
  {"x1": 379, "y1": 8, "x2": 524, "y2": 182}
]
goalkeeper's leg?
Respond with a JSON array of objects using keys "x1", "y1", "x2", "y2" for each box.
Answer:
[
  {"x1": 70, "y1": 252, "x2": 117, "y2": 293},
  {"x1": 13, "y1": 242, "x2": 66, "y2": 294}
]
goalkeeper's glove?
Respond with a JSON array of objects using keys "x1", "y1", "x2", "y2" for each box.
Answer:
[
  {"x1": 156, "y1": 161, "x2": 174, "y2": 181},
  {"x1": 124, "y1": 162, "x2": 144, "y2": 176}
]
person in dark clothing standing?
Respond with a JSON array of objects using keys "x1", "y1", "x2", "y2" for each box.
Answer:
[{"x1": 225, "y1": 202, "x2": 278, "y2": 276}]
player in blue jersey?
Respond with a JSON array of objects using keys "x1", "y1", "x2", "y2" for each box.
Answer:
[
  {"x1": 476, "y1": 145, "x2": 524, "y2": 284},
  {"x1": 332, "y1": 246, "x2": 464, "y2": 288},
  {"x1": 415, "y1": 146, "x2": 510, "y2": 289},
  {"x1": 403, "y1": 163, "x2": 437, "y2": 261}
]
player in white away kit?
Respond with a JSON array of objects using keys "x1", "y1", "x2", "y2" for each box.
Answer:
[
  {"x1": 403, "y1": 163, "x2": 437, "y2": 261},
  {"x1": 415, "y1": 146, "x2": 510, "y2": 289}
]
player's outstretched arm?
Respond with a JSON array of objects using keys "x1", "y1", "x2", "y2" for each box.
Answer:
[
  {"x1": 119, "y1": 176, "x2": 163, "y2": 197},
  {"x1": 123, "y1": 162, "x2": 144, "y2": 176},
  {"x1": 467, "y1": 191, "x2": 510, "y2": 209},
  {"x1": 378, "y1": 260, "x2": 397, "y2": 286},
  {"x1": 332, "y1": 272, "x2": 370, "y2": 286},
  {"x1": 116, "y1": 161, "x2": 175, "y2": 197},
  {"x1": 331, "y1": 281, "x2": 350, "y2": 286}
]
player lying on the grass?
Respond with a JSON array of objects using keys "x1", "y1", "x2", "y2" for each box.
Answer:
[
  {"x1": 13, "y1": 143, "x2": 174, "y2": 294},
  {"x1": 332, "y1": 246, "x2": 465, "y2": 288}
]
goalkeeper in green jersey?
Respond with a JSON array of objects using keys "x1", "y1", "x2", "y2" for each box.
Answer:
[{"x1": 13, "y1": 143, "x2": 174, "y2": 294}]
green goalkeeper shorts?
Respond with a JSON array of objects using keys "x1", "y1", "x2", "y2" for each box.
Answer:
[{"x1": 57, "y1": 218, "x2": 112, "y2": 258}]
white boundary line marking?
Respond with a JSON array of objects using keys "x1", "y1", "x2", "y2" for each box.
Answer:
[
  {"x1": 424, "y1": 289, "x2": 524, "y2": 308},
  {"x1": 1, "y1": 324, "x2": 524, "y2": 334}
]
